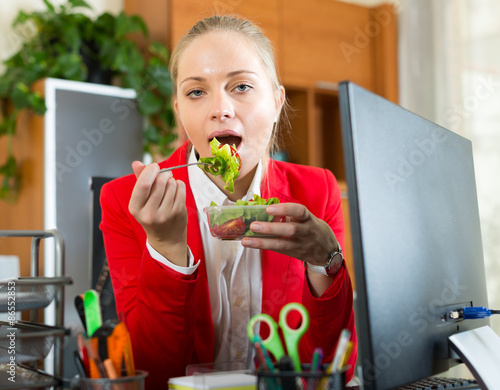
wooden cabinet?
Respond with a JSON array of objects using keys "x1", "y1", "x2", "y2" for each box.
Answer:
[
  {"x1": 0, "y1": 82, "x2": 45, "y2": 278},
  {"x1": 281, "y1": 0, "x2": 374, "y2": 89},
  {"x1": 124, "y1": 0, "x2": 399, "y2": 287}
]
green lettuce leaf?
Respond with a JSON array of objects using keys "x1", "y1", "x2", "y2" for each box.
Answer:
[
  {"x1": 210, "y1": 195, "x2": 280, "y2": 227},
  {"x1": 199, "y1": 138, "x2": 241, "y2": 192}
]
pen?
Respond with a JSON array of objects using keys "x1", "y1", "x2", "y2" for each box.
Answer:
[
  {"x1": 77, "y1": 333, "x2": 90, "y2": 377},
  {"x1": 328, "y1": 329, "x2": 351, "y2": 374},
  {"x1": 318, "y1": 329, "x2": 351, "y2": 389},
  {"x1": 253, "y1": 335, "x2": 275, "y2": 372},
  {"x1": 123, "y1": 323, "x2": 136, "y2": 376},
  {"x1": 311, "y1": 347, "x2": 323, "y2": 372},
  {"x1": 104, "y1": 358, "x2": 118, "y2": 379},
  {"x1": 340, "y1": 341, "x2": 353, "y2": 370},
  {"x1": 86, "y1": 337, "x2": 107, "y2": 379},
  {"x1": 73, "y1": 350, "x2": 87, "y2": 378},
  {"x1": 307, "y1": 348, "x2": 323, "y2": 390},
  {"x1": 254, "y1": 341, "x2": 270, "y2": 371},
  {"x1": 74, "y1": 295, "x2": 87, "y2": 331},
  {"x1": 253, "y1": 335, "x2": 282, "y2": 390}
]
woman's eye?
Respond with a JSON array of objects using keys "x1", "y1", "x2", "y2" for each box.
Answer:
[
  {"x1": 187, "y1": 89, "x2": 203, "y2": 98},
  {"x1": 235, "y1": 84, "x2": 251, "y2": 92}
]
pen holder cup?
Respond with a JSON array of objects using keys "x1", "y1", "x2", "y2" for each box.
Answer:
[
  {"x1": 78, "y1": 370, "x2": 148, "y2": 390},
  {"x1": 256, "y1": 366, "x2": 347, "y2": 390}
]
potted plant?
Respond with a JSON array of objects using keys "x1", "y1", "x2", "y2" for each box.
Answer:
[{"x1": 0, "y1": 0, "x2": 176, "y2": 201}]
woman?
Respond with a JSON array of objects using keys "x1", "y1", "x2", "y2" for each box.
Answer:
[{"x1": 100, "y1": 15, "x2": 357, "y2": 388}]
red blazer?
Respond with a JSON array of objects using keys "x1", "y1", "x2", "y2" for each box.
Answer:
[{"x1": 100, "y1": 141, "x2": 357, "y2": 388}]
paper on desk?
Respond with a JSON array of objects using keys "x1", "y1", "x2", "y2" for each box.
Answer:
[
  {"x1": 449, "y1": 325, "x2": 500, "y2": 389},
  {"x1": 168, "y1": 372, "x2": 256, "y2": 390}
]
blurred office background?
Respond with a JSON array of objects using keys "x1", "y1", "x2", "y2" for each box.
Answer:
[{"x1": 1, "y1": 0, "x2": 499, "y2": 377}]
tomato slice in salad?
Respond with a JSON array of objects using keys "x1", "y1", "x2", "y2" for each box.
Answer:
[
  {"x1": 226, "y1": 144, "x2": 241, "y2": 170},
  {"x1": 211, "y1": 217, "x2": 246, "y2": 239}
]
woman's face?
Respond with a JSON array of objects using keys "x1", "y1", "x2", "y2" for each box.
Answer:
[{"x1": 174, "y1": 31, "x2": 284, "y2": 181}]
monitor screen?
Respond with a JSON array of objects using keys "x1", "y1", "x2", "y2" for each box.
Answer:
[{"x1": 338, "y1": 81, "x2": 490, "y2": 389}]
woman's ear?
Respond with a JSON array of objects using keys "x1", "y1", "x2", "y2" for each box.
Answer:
[
  {"x1": 275, "y1": 85, "x2": 286, "y2": 118},
  {"x1": 174, "y1": 98, "x2": 180, "y2": 117}
]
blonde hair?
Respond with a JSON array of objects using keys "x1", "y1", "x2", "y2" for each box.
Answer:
[{"x1": 169, "y1": 15, "x2": 289, "y2": 154}]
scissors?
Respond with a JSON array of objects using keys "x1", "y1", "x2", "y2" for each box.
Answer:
[{"x1": 247, "y1": 302, "x2": 310, "y2": 372}]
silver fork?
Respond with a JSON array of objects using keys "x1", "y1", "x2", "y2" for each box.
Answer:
[{"x1": 158, "y1": 162, "x2": 212, "y2": 173}]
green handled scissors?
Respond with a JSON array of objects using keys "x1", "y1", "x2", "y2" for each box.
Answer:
[{"x1": 247, "y1": 302, "x2": 310, "y2": 372}]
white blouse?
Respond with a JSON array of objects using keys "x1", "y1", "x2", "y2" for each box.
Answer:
[{"x1": 147, "y1": 147, "x2": 263, "y2": 368}]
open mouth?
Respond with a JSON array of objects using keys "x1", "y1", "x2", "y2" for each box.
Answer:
[{"x1": 212, "y1": 135, "x2": 242, "y2": 150}]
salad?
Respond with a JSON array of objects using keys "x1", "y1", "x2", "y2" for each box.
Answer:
[
  {"x1": 199, "y1": 138, "x2": 241, "y2": 193},
  {"x1": 199, "y1": 138, "x2": 282, "y2": 240},
  {"x1": 204, "y1": 195, "x2": 282, "y2": 240}
]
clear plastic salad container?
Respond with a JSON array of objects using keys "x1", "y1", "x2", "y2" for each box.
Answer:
[{"x1": 203, "y1": 205, "x2": 286, "y2": 240}]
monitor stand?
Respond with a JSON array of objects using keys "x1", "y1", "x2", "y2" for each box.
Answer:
[{"x1": 449, "y1": 326, "x2": 500, "y2": 389}]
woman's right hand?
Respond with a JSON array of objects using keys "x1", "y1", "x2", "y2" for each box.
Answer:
[{"x1": 128, "y1": 161, "x2": 188, "y2": 266}]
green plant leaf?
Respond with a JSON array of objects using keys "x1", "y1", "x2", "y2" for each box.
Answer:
[
  {"x1": 0, "y1": 154, "x2": 20, "y2": 202},
  {"x1": 144, "y1": 64, "x2": 172, "y2": 96},
  {"x1": 137, "y1": 90, "x2": 163, "y2": 116},
  {"x1": 42, "y1": 0, "x2": 56, "y2": 12},
  {"x1": 10, "y1": 83, "x2": 32, "y2": 109},
  {"x1": 3, "y1": 113, "x2": 18, "y2": 136},
  {"x1": 149, "y1": 42, "x2": 170, "y2": 63},
  {"x1": 157, "y1": 104, "x2": 176, "y2": 128},
  {"x1": 0, "y1": 155, "x2": 18, "y2": 177},
  {"x1": 0, "y1": 77, "x2": 12, "y2": 96},
  {"x1": 143, "y1": 124, "x2": 161, "y2": 144},
  {"x1": 122, "y1": 73, "x2": 143, "y2": 89},
  {"x1": 114, "y1": 42, "x2": 144, "y2": 73},
  {"x1": 115, "y1": 12, "x2": 148, "y2": 39},
  {"x1": 28, "y1": 92, "x2": 47, "y2": 115},
  {"x1": 67, "y1": 0, "x2": 92, "y2": 10},
  {"x1": 12, "y1": 10, "x2": 32, "y2": 26},
  {"x1": 0, "y1": 119, "x2": 8, "y2": 136},
  {"x1": 56, "y1": 53, "x2": 86, "y2": 80}
]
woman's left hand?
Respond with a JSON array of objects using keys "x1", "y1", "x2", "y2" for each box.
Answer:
[{"x1": 240, "y1": 202, "x2": 341, "y2": 268}]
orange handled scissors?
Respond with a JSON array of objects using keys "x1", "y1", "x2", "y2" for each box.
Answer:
[{"x1": 247, "y1": 302, "x2": 310, "y2": 372}]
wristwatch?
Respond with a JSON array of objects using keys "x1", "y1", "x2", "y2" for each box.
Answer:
[{"x1": 306, "y1": 244, "x2": 344, "y2": 276}]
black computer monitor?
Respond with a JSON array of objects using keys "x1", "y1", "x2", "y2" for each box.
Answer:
[{"x1": 338, "y1": 81, "x2": 490, "y2": 389}]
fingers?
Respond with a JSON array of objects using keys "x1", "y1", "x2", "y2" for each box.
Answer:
[
  {"x1": 158, "y1": 175, "x2": 187, "y2": 214},
  {"x1": 130, "y1": 164, "x2": 183, "y2": 217},
  {"x1": 242, "y1": 235, "x2": 298, "y2": 252},
  {"x1": 247, "y1": 203, "x2": 310, "y2": 238},
  {"x1": 129, "y1": 163, "x2": 161, "y2": 212},
  {"x1": 131, "y1": 160, "x2": 146, "y2": 178},
  {"x1": 266, "y1": 202, "x2": 310, "y2": 222},
  {"x1": 240, "y1": 203, "x2": 334, "y2": 263}
]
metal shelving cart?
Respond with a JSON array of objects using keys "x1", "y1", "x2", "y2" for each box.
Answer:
[{"x1": 0, "y1": 229, "x2": 73, "y2": 388}]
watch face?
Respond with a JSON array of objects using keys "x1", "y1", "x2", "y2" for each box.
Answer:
[{"x1": 326, "y1": 252, "x2": 344, "y2": 275}]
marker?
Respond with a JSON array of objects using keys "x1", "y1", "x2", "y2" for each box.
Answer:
[{"x1": 84, "y1": 290, "x2": 102, "y2": 337}]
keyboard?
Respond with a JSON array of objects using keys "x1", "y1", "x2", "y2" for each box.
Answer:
[{"x1": 396, "y1": 377, "x2": 479, "y2": 390}]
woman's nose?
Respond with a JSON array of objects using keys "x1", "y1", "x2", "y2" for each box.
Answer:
[{"x1": 210, "y1": 93, "x2": 234, "y2": 121}]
